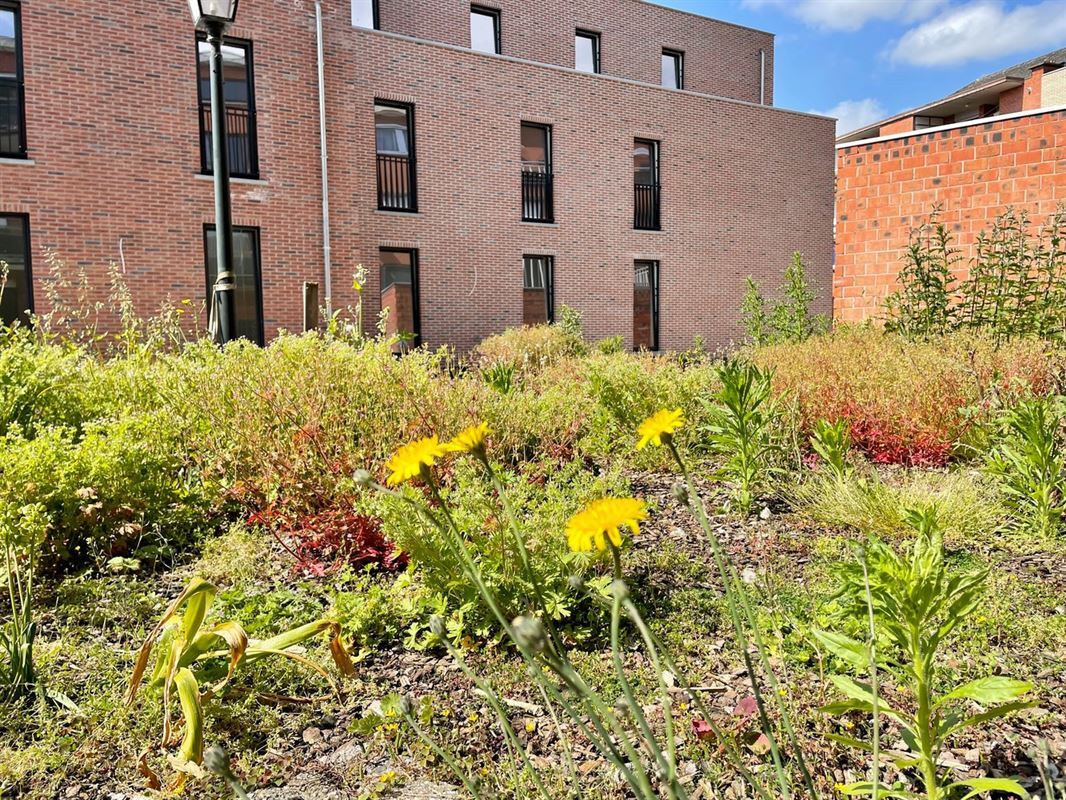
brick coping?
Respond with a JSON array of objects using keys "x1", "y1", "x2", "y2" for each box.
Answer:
[{"x1": 836, "y1": 104, "x2": 1066, "y2": 150}]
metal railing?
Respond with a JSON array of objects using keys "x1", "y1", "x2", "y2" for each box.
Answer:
[
  {"x1": 521, "y1": 170, "x2": 554, "y2": 223},
  {"x1": 377, "y1": 153, "x2": 417, "y2": 211},
  {"x1": 0, "y1": 79, "x2": 24, "y2": 157},
  {"x1": 634, "y1": 183, "x2": 661, "y2": 230},
  {"x1": 200, "y1": 103, "x2": 258, "y2": 178}
]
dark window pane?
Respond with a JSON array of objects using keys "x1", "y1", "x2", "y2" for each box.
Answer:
[
  {"x1": 0, "y1": 5, "x2": 24, "y2": 157},
  {"x1": 470, "y1": 8, "x2": 499, "y2": 54},
  {"x1": 575, "y1": 32, "x2": 598, "y2": 73},
  {"x1": 522, "y1": 256, "x2": 553, "y2": 325},
  {"x1": 205, "y1": 227, "x2": 263, "y2": 344},
  {"x1": 634, "y1": 141, "x2": 654, "y2": 183},
  {"x1": 520, "y1": 123, "x2": 548, "y2": 170},
  {"x1": 380, "y1": 249, "x2": 419, "y2": 352},
  {"x1": 634, "y1": 261, "x2": 659, "y2": 351},
  {"x1": 375, "y1": 102, "x2": 416, "y2": 211},
  {"x1": 634, "y1": 139, "x2": 660, "y2": 230},
  {"x1": 0, "y1": 216, "x2": 31, "y2": 325},
  {"x1": 352, "y1": 0, "x2": 377, "y2": 28},
  {"x1": 198, "y1": 38, "x2": 257, "y2": 177}
]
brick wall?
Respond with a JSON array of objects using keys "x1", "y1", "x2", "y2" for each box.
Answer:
[
  {"x1": 0, "y1": 0, "x2": 831, "y2": 352},
  {"x1": 378, "y1": 0, "x2": 774, "y2": 104},
  {"x1": 835, "y1": 109, "x2": 1066, "y2": 322},
  {"x1": 329, "y1": 26, "x2": 833, "y2": 351}
]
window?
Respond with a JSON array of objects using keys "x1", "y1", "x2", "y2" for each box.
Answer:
[
  {"x1": 520, "y1": 122, "x2": 553, "y2": 223},
  {"x1": 204, "y1": 226, "x2": 264, "y2": 345},
  {"x1": 522, "y1": 255, "x2": 554, "y2": 325},
  {"x1": 914, "y1": 115, "x2": 946, "y2": 129},
  {"x1": 351, "y1": 0, "x2": 379, "y2": 29},
  {"x1": 0, "y1": 214, "x2": 31, "y2": 325},
  {"x1": 197, "y1": 36, "x2": 259, "y2": 179},
  {"x1": 575, "y1": 30, "x2": 600, "y2": 73},
  {"x1": 470, "y1": 6, "x2": 500, "y2": 54},
  {"x1": 633, "y1": 260, "x2": 659, "y2": 351},
  {"x1": 633, "y1": 139, "x2": 661, "y2": 230},
  {"x1": 375, "y1": 101, "x2": 417, "y2": 212},
  {"x1": 380, "y1": 248, "x2": 420, "y2": 353},
  {"x1": 0, "y1": 2, "x2": 26, "y2": 158},
  {"x1": 661, "y1": 49, "x2": 683, "y2": 90}
]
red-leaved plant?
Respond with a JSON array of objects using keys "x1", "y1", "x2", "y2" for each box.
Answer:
[{"x1": 249, "y1": 506, "x2": 407, "y2": 577}]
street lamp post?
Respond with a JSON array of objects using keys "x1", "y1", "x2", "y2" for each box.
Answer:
[{"x1": 188, "y1": 0, "x2": 240, "y2": 344}]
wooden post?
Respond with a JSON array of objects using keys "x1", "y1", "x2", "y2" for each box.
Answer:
[{"x1": 303, "y1": 282, "x2": 320, "y2": 332}]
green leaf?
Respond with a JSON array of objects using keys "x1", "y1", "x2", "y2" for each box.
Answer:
[
  {"x1": 946, "y1": 777, "x2": 1029, "y2": 799},
  {"x1": 825, "y1": 732, "x2": 874, "y2": 752},
  {"x1": 821, "y1": 700, "x2": 874, "y2": 716},
  {"x1": 937, "y1": 677, "x2": 1032, "y2": 708},
  {"x1": 814, "y1": 629, "x2": 870, "y2": 669},
  {"x1": 174, "y1": 668, "x2": 204, "y2": 766},
  {"x1": 836, "y1": 782, "x2": 918, "y2": 798}
]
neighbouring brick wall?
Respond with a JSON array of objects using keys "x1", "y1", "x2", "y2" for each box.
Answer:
[
  {"x1": 835, "y1": 109, "x2": 1066, "y2": 322},
  {"x1": 377, "y1": 0, "x2": 774, "y2": 104},
  {"x1": 328, "y1": 25, "x2": 833, "y2": 352}
]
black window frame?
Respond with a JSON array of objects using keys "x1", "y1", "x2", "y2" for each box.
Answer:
[
  {"x1": 662, "y1": 48, "x2": 684, "y2": 90},
  {"x1": 520, "y1": 121, "x2": 553, "y2": 223},
  {"x1": 634, "y1": 260, "x2": 660, "y2": 352},
  {"x1": 379, "y1": 247, "x2": 422, "y2": 350},
  {"x1": 195, "y1": 33, "x2": 260, "y2": 180},
  {"x1": 914, "y1": 115, "x2": 946, "y2": 130},
  {"x1": 0, "y1": 0, "x2": 27, "y2": 159},
  {"x1": 202, "y1": 224, "x2": 265, "y2": 346},
  {"x1": 634, "y1": 138, "x2": 661, "y2": 231},
  {"x1": 522, "y1": 254, "x2": 555, "y2": 324},
  {"x1": 351, "y1": 0, "x2": 380, "y2": 29},
  {"x1": 0, "y1": 212, "x2": 33, "y2": 324},
  {"x1": 470, "y1": 5, "x2": 501, "y2": 55},
  {"x1": 575, "y1": 29, "x2": 601, "y2": 74},
  {"x1": 374, "y1": 99, "x2": 418, "y2": 213}
]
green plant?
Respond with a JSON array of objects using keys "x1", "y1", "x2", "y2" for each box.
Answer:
[
  {"x1": 358, "y1": 417, "x2": 816, "y2": 800},
  {"x1": 885, "y1": 209, "x2": 959, "y2": 339},
  {"x1": 985, "y1": 396, "x2": 1066, "y2": 536},
  {"x1": 481, "y1": 361, "x2": 516, "y2": 394},
  {"x1": 816, "y1": 507, "x2": 1033, "y2": 799},
  {"x1": 810, "y1": 418, "x2": 852, "y2": 482},
  {"x1": 0, "y1": 503, "x2": 48, "y2": 704},
  {"x1": 703, "y1": 359, "x2": 782, "y2": 514},
  {"x1": 740, "y1": 253, "x2": 828, "y2": 345},
  {"x1": 555, "y1": 304, "x2": 584, "y2": 341},
  {"x1": 125, "y1": 577, "x2": 354, "y2": 786}
]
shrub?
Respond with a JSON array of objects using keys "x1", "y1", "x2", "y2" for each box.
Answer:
[
  {"x1": 740, "y1": 252, "x2": 829, "y2": 345},
  {"x1": 472, "y1": 322, "x2": 585, "y2": 378},
  {"x1": 809, "y1": 418, "x2": 851, "y2": 482},
  {"x1": 885, "y1": 205, "x2": 1066, "y2": 341},
  {"x1": 755, "y1": 327, "x2": 1058, "y2": 466}
]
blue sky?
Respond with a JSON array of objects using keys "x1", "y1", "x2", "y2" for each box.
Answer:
[{"x1": 658, "y1": 0, "x2": 1066, "y2": 133}]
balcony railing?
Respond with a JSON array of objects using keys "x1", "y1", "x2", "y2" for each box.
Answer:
[
  {"x1": 377, "y1": 153, "x2": 417, "y2": 212},
  {"x1": 0, "y1": 79, "x2": 25, "y2": 157},
  {"x1": 522, "y1": 169, "x2": 554, "y2": 223},
  {"x1": 634, "y1": 183, "x2": 661, "y2": 230},
  {"x1": 200, "y1": 103, "x2": 258, "y2": 178}
]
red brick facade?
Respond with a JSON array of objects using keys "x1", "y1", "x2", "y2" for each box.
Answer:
[
  {"x1": 835, "y1": 109, "x2": 1066, "y2": 322},
  {"x1": 0, "y1": 0, "x2": 833, "y2": 351}
]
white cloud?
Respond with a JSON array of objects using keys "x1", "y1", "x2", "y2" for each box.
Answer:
[
  {"x1": 742, "y1": 0, "x2": 946, "y2": 31},
  {"x1": 814, "y1": 98, "x2": 889, "y2": 134},
  {"x1": 890, "y1": 1, "x2": 1066, "y2": 66}
]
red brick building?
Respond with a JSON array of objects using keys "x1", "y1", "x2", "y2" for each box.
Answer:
[
  {"x1": 835, "y1": 49, "x2": 1066, "y2": 322},
  {"x1": 0, "y1": 0, "x2": 834, "y2": 351}
]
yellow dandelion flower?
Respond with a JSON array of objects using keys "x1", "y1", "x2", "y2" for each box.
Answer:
[
  {"x1": 566, "y1": 497, "x2": 647, "y2": 553},
  {"x1": 385, "y1": 436, "x2": 448, "y2": 486},
  {"x1": 444, "y1": 423, "x2": 491, "y2": 455},
  {"x1": 637, "y1": 408, "x2": 685, "y2": 450}
]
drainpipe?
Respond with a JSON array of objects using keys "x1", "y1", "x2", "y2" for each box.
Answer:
[
  {"x1": 315, "y1": 0, "x2": 333, "y2": 315},
  {"x1": 759, "y1": 49, "x2": 766, "y2": 105}
]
